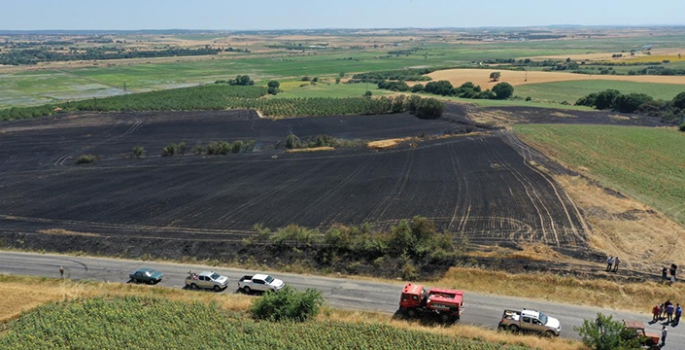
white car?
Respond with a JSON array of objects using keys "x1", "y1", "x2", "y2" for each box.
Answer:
[
  {"x1": 237, "y1": 274, "x2": 285, "y2": 293},
  {"x1": 185, "y1": 271, "x2": 229, "y2": 291},
  {"x1": 499, "y1": 309, "x2": 561, "y2": 336}
]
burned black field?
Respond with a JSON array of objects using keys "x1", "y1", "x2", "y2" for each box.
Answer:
[{"x1": 0, "y1": 107, "x2": 596, "y2": 254}]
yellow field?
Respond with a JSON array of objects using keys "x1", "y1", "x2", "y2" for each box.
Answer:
[
  {"x1": 427, "y1": 68, "x2": 685, "y2": 88},
  {"x1": 623, "y1": 54, "x2": 685, "y2": 63}
]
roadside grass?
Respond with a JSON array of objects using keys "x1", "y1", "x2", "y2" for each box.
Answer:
[
  {"x1": 515, "y1": 80, "x2": 685, "y2": 104},
  {"x1": 513, "y1": 124, "x2": 685, "y2": 227},
  {"x1": 436, "y1": 267, "x2": 684, "y2": 313},
  {"x1": 0, "y1": 275, "x2": 578, "y2": 350}
]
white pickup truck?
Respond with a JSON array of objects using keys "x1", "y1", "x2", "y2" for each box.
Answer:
[
  {"x1": 237, "y1": 274, "x2": 285, "y2": 293},
  {"x1": 185, "y1": 271, "x2": 229, "y2": 291},
  {"x1": 498, "y1": 309, "x2": 561, "y2": 336}
]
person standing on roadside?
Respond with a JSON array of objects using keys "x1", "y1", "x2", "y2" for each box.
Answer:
[
  {"x1": 606, "y1": 256, "x2": 614, "y2": 272},
  {"x1": 676, "y1": 304, "x2": 682, "y2": 325},
  {"x1": 663, "y1": 267, "x2": 669, "y2": 281},
  {"x1": 661, "y1": 325, "x2": 668, "y2": 347},
  {"x1": 59, "y1": 266, "x2": 64, "y2": 279},
  {"x1": 653, "y1": 305, "x2": 661, "y2": 322},
  {"x1": 667, "y1": 303, "x2": 675, "y2": 323},
  {"x1": 613, "y1": 257, "x2": 620, "y2": 272}
]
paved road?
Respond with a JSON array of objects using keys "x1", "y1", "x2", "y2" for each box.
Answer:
[{"x1": 0, "y1": 251, "x2": 680, "y2": 348}]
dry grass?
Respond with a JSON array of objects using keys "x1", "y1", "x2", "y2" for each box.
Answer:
[
  {"x1": 285, "y1": 146, "x2": 335, "y2": 153},
  {"x1": 427, "y1": 68, "x2": 685, "y2": 88},
  {"x1": 0, "y1": 275, "x2": 251, "y2": 324},
  {"x1": 436, "y1": 267, "x2": 684, "y2": 313},
  {"x1": 39, "y1": 229, "x2": 100, "y2": 237},
  {"x1": 367, "y1": 137, "x2": 413, "y2": 149},
  {"x1": 0, "y1": 275, "x2": 578, "y2": 350},
  {"x1": 323, "y1": 308, "x2": 583, "y2": 350},
  {"x1": 553, "y1": 175, "x2": 685, "y2": 270}
]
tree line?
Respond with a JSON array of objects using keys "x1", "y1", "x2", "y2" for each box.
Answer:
[
  {"x1": 0, "y1": 46, "x2": 223, "y2": 65},
  {"x1": 377, "y1": 79, "x2": 514, "y2": 100},
  {"x1": 576, "y1": 89, "x2": 685, "y2": 126}
]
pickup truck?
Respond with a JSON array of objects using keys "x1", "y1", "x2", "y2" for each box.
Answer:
[
  {"x1": 185, "y1": 271, "x2": 229, "y2": 291},
  {"x1": 237, "y1": 274, "x2": 285, "y2": 294},
  {"x1": 499, "y1": 309, "x2": 561, "y2": 336}
]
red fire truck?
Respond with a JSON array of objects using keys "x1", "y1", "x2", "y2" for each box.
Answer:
[{"x1": 399, "y1": 282, "x2": 464, "y2": 323}]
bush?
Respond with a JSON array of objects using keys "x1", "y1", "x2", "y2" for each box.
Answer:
[
  {"x1": 673, "y1": 92, "x2": 685, "y2": 110},
  {"x1": 250, "y1": 286, "x2": 324, "y2": 322},
  {"x1": 162, "y1": 143, "x2": 178, "y2": 157},
  {"x1": 492, "y1": 82, "x2": 514, "y2": 100},
  {"x1": 178, "y1": 142, "x2": 186, "y2": 155},
  {"x1": 612, "y1": 93, "x2": 653, "y2": 113},
  {"x1": 75, "y1": 155, "x2": 97, "y2": 164},
  {"x1": 414, "y1": 98, "x2": 445, "y2": 119},
  {"x1": 364, "y1": 91, "x2": 373, "y2": 97},
  {"x1": 594, "y1": 89, "x2": 621, "y2": 110},
  {"x1": 411, "y1": 84, "x2": 424, "y2": 93},
  {"x1": 131, "y1": 146, "x2": 145, "y2": 159},
  {"x1": 525, "y1": 96, "x2": 532, "y2": 101},
  {"x1": 574, "y1": 313, "x2": 640, "y2": 350},
  {"x1": 680, "y1": 123, "x2": 685, "y2": 132}
]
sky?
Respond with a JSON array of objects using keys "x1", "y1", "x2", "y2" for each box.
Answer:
[{"x1": 1, "y1": 0, "x2": 684, "y2": 31}]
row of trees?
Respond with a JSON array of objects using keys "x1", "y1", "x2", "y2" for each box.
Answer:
[
  {"x1": 576, "y1": 90, "x2": 685, "y2": 124},
  {"x1": 399, "y1": 80, "x2": 514, "y2": 100},
  {"x1": 0, "y1": 46, "x2": 222, "y2": 65}
]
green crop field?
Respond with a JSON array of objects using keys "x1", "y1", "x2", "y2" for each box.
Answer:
[
  {"x1": 514, "y1": 124, "x2": 685, "y2": 225},
  {"x1": 274, "y1": 81, "x2": 392, "y2": 99},
  {"x1": 0, "y1": 296, "x2": 530, "y2": 350},
  {"x1": 515, "y1": 80, "x2": 685, "y2": 104}
]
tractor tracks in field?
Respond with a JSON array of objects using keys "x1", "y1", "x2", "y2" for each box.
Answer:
[{"x1": 52, "y1": 117, "x2": 144, "y2": 167}]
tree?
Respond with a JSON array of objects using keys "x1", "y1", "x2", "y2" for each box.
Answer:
[
  {"x1": 364, "y1": 91, "x2": 373, "y2": 98},
  {"x1": 335, "y1": 77, "x2": 341, "y2": 84},
  {"x1": 673, "y1": 92, "x2": 685, "y2": 110},
  {"x1": 489, "y1": 71, "x2": 501, "y2": 82},
  {"x1": 239, "y1": 75, "x2": 251, "y2": 86},
  {"x1": 492, "y1": 82, "x2": 514, "y2": 100},
  {"x1": 411, "y1": 84, "x2": 424, "y2": 93},
  {"x1": 131, "y1": 146, "x2": 145, "y2": 159},
  {"x1": 339, "y1": 72, "x2": 345, "y2": 78},
  {"x1": 594, "y1": 89, "x2": 621, "y2": 110},
  {"x1": 612, "y1": 93, "x2": 653, "y2": 113},
  {"x1": 424, "y1": 80, "x2": 454, "y2": 96},
  {"x1": 267, "y1": 81, "x2": 280, "y2": 89},
  {"x1": 574, "y1": 313, "x2": 640, "y2": 350},
  {"x1": 414, "y1": 98, "x2": 445, "y2": 119}
]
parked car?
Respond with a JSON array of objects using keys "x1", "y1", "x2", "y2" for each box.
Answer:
[
  {"x1": 185, "y1": 271, "x2": 229, "y2": 291},
  {"x1": 129, "y1": 268, "x2": 163, "y2": 284},
  {"x1": 499, "y1": 309, "x2": 561, "y2": 336},
  {"x1": 237, "y1": 274, "x2": 285, "y2": 293}
]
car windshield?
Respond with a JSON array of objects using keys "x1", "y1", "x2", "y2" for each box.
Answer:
[
  {"x1": 265, "y1": 276, "x2": 274, "y2": 283},
  {"x1": 539, "y1": 312, "x2": 548, "y2": 325},
  {"x1": 211, "y1": 273, "x2": 221, "y2": 280}
]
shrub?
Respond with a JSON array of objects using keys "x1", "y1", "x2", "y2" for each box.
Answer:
[
  {"x1": 492, "y1": 82, "x2": 514, "y2": 100},
  {"x1": 364, "y1": 91, "x2": 373, "y2": 97},
  {"x1": 178, "y1": 142, "x2": 187, "y2": 155},
  {"x1": 525, "y1": 96, "x2": 532, "y2": 101},
  {"x1": 574, "y1": 313, "x2": 640, "y2": 350},
  {"x1": 594, "y1": 89, "x2": 621, "y2": 110},
  {"x1": 673, "y1": 92, "x2": 685, "y2": 110},
  {"x1": 411, "y1": 84, "x2": 424, "y2": 93},
  {"x1": 131, "y1": 146, "x2": 145, "y2": 159},
  {"x1": 162, "y1": 143, "x2": 178, "y2": 157},
  {"x1": 612, "y1": 93, "x2": 653, "y2": 113},
  {"x1": 250, "y1": 286, "x2": 324, "y2": 322},
  {"x1": 680, "y1": 123, "x2": 685, "y2": 132},
  {"x1": 414, "y1": 98, "x2": 445, "y2": 119},
  {"x1": 75, "y1": 155, "x2": 97, "y2": 164}
]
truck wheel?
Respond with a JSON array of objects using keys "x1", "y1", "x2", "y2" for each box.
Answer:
[
  {"x1": 440, "y1": 314, "x2": 452, "y2": 323},
  {"x1": 190, "y1": 283, "x2": 198, "y2": 290},
  {"x1": 407, "y1": 308, "x2": 418, "y2": 318},
  {"x1": 243, "y1": 287, "x2": 251, "y2": 294},
  {"x1": 508, "y1": 324, "x2": 520, "y2": 333},
  {"x1": 543, "y1": 330, "x2": 555, "y2": 337},
  {"x1": 213, "y1": 285, "x2": 221, "y2": 292}
]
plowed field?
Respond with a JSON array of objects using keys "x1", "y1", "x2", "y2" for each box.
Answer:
[{"x1": 0, "y1": 108, "x2": 589, "y2": 249}]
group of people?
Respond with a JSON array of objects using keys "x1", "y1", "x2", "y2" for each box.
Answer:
[
  {"x1": 653, "y1": 300, "x2": 683, "y2": 325},
  {"x1": 605, "y1": 256, "x2": 621, "y2": 272},
  {"x1": 662, "y1": 264, "x2": 678, "y2": 283}
]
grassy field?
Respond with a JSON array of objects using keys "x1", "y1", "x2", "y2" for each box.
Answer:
[
  {"x1": 273, "y1": 81, "x2": 392, "y2": 98},
  {"x1": 513, "y1": 125, "x2": 685, "y2": 226},
  {"x1": 0, "y1": 275, "x2": 580, "y2": 350},
  {"x1": 515, "y1": 80, "x2": 685, "y2": 103}
]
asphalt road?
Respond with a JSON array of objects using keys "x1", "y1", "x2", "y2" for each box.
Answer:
[{"x1": 0, "y1": 251, "x2": 680, "y2": 348}]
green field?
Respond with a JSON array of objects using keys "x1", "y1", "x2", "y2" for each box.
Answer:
[
  {"x1": 516, "y1": 80, "x2": 685, "y2": 104},
  {"x1": 0, "y1": 296, "x2": 530, "y2": 350},
  {"x1": 514, "y1": 124, "x2": 685, "y2": 225},
  {"x1": 274, "y1": 81, "x2": 392, "y2": 98}
]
